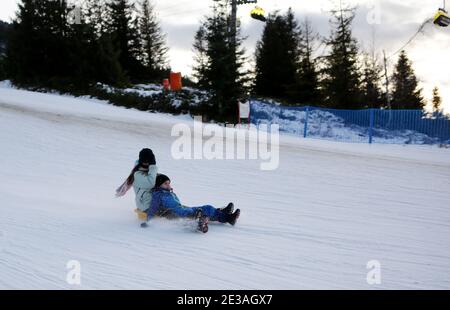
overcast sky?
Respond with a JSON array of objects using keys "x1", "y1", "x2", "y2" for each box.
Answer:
[{"x1": 1, "y1": 0, "x2": 449, "y2": 110}]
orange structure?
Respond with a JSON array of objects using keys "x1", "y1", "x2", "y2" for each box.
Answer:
[{"x1": 170, "y1": 72, "x2": 183, "y2": 91}]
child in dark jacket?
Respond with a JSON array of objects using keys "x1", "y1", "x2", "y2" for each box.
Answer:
[{"x1": 146, "y1": 174, "x2": 240, "y2": 226}]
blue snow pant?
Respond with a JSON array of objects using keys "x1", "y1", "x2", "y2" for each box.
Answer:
[{"x1": 162, "y1": 205, "x2": 228, "y2": 223}]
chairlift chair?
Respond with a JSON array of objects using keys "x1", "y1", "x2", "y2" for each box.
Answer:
[
  {"x1": 434, "y1": 1, "x2": 450, "y2": 27},
  {"x1": 250, "y1": 6, "x2": 267, "y2": 22},
  {"x1": 434, "y1": 8, "x2": 450, "y2": 27}
]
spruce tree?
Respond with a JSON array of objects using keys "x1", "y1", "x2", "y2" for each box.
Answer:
[
  {"x1": 0, "y1": 20, "x2": 11, "y2": 80},
  {"x1": 295, "y1": 18, "x2": 321, "y2": 105},
  {"x1": 83, "y1": 0, "x2": 110, "y2": 36},
  {"x1": 108, "y1": 0, "x2": 142, "y2": 81},
  {"x1": 138, "y1": 0, "x2": 169, "y2": 81},
  {"x1": 6, "y1": 0, "x2": 72, "y2": 86},
  {"x1": 322, "y1": 5, "x2": 362, "y2": 109},
  {"x1": 7, "y1": 0, "x2": 36, "y2": 84},
  {"x1": 391, "y1": 50, "x2": 424, "y2": 109},
  {"x1": 431, "y1": 87, "x2": 443, "y2": 118},
  {"x1": 192, "y1": 1, "x2": 249, "y2": 123},
  {"x1": 66, "y1": 13, "x2": 95, "y2": 88},
  {"x1": 81, "y1": 0, "x2": 127, "y2": 86},
  {"x1": 0, "y1": 20, "x2": 10, "y2": 56},
  {"x1": 254, "y1": 9, "x2": 300, "y2": 102},
  {"x1": 283, "y1": 8, "x2": 301, "y2": 102},
  {"x1": 192, "y1": 25, "x2": 208, "y2": 88},
  {"x1": 360, "y1": 52, "x2": 383, "y2": 108}
]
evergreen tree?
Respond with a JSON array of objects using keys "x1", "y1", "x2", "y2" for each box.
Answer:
[
  {"x1": 6, "y1": 0, "x2": 127, "y2": 88},
  {"x1": 322, "y1": 5, "x2": 362, "y2": 109},
  {"x1": 81, "y1": 0, "x2": 127, "y2": 86},
  {"x1": 64, "y1": 2, "x2": 124, "y2": 88},
  {"x1": 192, "y1": 25, "x2": 208, "y2": 87},
  {"x1": 192, "y1": 1, "x2": 249, "y2": 122},
  {"x1": 66, "y1": 13, "x2": 95, "y2": 87},
  {"x1": 7, "y1": 0, "x2": 37, "y2": 84},
  {"x1": 360, "y1": 52, "x2": 383, "y2": 108},
  {"x1": 431, "y1": 86, "x2": 443, "y2": 118},
  {"x1": 283, "y1": 8, "x2": 301, "y2": 102},
  {"x1": 0, "y1": 20, "x2": 11, "y2": 80},
  {"x1": 254, "y1": 9, "x2": 300, "y2": 102},
  {"x1": 294, "y1": 18, "x2": 321, "y2": 105},
  {"x1": 0, "y1": 20, "x2": 11, "y2": 56},
  {"x1": 83, "y1": 0, "x2": 110, "y2": 36},
  {"x1": 108, "y1": 0, "x2": 142, "y2": 81},
  {"x1": 6, "y1": 0, "x2": 72, "y2": 86},
  {"x1": 138, "y1": 0, "x2": 169, "y2": 81},
  {"x1": 391, "y1": 50, "x2": 424, "y2": 109}
]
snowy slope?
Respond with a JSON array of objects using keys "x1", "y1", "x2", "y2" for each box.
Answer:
[
  {"x1": 251, "y1": 100, "x2": 446, "y2": 144},
  {"x1": 1, "y1": 82, "x2": 450, "y2": 289}
]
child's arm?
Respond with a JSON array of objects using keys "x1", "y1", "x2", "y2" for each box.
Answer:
[
  {"x1": 147, "y1": 165, "x2": 158, "y2": 188},
  {"x1": 136, "y1": 165, "x2": 158, "y2": 188},
  {"x1": 146, "y1": 193, "x2": 160, "y2": 221}
]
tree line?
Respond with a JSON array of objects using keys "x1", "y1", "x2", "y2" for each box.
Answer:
[
  {"x1": 250, "y1": 6, "x2": 445, "y2": 112},
  {"x1": 0, "y1": 0, "x2": 445, "y2": 122},
  {"x1": 192, "y1": 1, "x2": 445, "y2": 118},
  {"x1": 3, "y1": 0, "x2": 168, "y2": 90},
  {"x1": 0, "y1": 20, "x2": 12, "y2": 80}
]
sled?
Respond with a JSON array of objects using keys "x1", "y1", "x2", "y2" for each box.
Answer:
[{"x1": 135, "y1": 209, "x2": 148, "y2": 221}]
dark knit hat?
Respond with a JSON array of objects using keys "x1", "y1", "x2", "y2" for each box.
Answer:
[
  {"x1": 139, "y1": 148, "x2": 156, "y2": 165},
  {"x1": 155, "y1": 174, "x2": 170, "y2": 188}
]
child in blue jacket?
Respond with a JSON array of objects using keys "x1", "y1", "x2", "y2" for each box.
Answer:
[{"x1": 146, "y1": 174, "x2": 240, "y2": 227}]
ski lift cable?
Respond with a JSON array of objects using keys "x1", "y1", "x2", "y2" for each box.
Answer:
[
  {"x1": 154, "y1": 0, "x2": 213, "y2": 18},
  {"x1": 383, "y1": 1, "x2": 449, "y2": 59},
  {"x1": 158, "y1": 7, "x2": 211, "y2": 18},
  {"x1": 158, "y1": 6, "x2": 207, "y2": 17},
  {"x1": 157, "y1": 0, "x2": 248, "y2": 19},
  {"x1": 387, "y1": 17, "x2": 433, "y2": 59},
  {"x1": 155, "y1": 0, "x2": 202, "y2": 13}
]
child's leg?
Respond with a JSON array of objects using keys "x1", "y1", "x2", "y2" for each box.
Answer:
[
  {"x1": 195, "y1": 205, "x2": 228, "y2": 223},
  {"x1": 171, "y1": 205, "x2": 228, "y2": 223},
  {"x1": 171, "y1": 206, "x2": 197, "y2": 218}
]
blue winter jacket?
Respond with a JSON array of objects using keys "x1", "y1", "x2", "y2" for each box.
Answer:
[
  {"x1": 147, "y1": 188, "x2": 195, "y2": 220},
  {"x1": 147, "y1": 187, "x2": 227, "y2": 222}
]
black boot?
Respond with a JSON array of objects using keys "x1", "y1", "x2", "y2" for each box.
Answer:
[
  {"x1": 228, "y1": 209, "x2": 240, "y2": 226},
  {"x1": 194, "y1": 209, "x2": 209, "y2": 233},
  {"x1": 219, "y1": 203, "x2": 234, "y2": 214},
  {"x1": 194, "y1": 209, "x2": 203, "y2": 219}
]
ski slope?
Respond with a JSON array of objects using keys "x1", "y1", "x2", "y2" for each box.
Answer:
[{"x1": 1, "y1": 82, "x2": 450, "y2": 289}]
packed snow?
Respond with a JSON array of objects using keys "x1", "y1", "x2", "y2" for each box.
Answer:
[{"x1": 1, "y1": 81, "x2": 450, "y2": 289}]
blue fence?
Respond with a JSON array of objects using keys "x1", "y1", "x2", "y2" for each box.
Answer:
[{"x1": 249, "y1": 100, "x2": 450, "y2": 145}]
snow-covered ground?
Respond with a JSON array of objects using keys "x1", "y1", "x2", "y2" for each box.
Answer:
[
  {"x1": 1, "y1": 81, "x2": 450, "y2": 289},
  {"x1": 251, "y1": 100, "x2": 447, "y2": 144}
]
